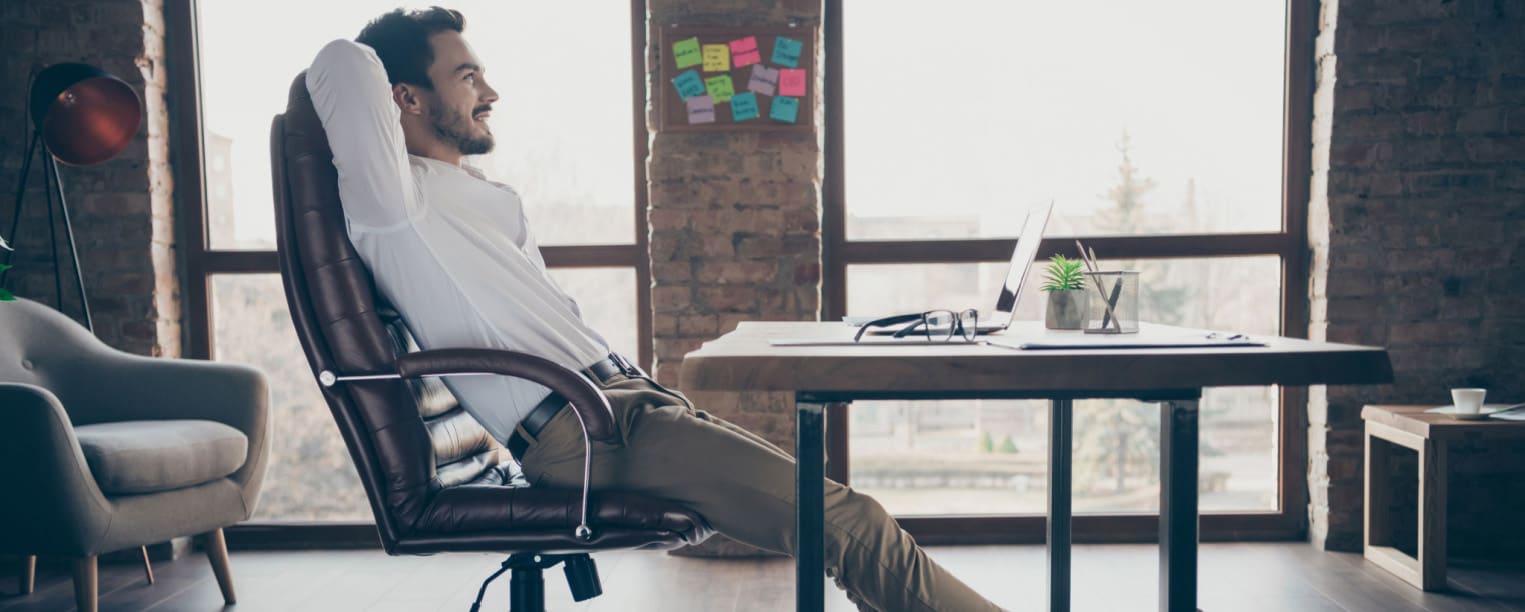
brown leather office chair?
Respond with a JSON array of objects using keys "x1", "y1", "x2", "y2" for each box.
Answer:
[{"x1": 270, "y1": 72, "x2": 710, "y2": 611}]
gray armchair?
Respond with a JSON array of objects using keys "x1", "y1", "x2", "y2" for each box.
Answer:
[{"x1": 0, "y1": 298, "x2": 269, "y2": 611}]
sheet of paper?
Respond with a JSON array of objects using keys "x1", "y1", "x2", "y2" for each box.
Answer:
[
  {"x1": 769, "y1": 96, "x2": 799, "y2": 123},
  {"x1": 730, "y1": 91, "x2": 759, "y2": 121},
  {"x1": 772, "y1": 36, "x2": 803, "y2": 68},
  {"x1": 730, "y1": 36, "x2": 761, "y2": 67},
  {"x1": 685, "y1": 94, "x2": 715, "y2": 124},
  {"x1": 778, "y1": 68, "x2": 806, "y2": 97},
  {"x1": 704, "y1": 74, "x2": 735, "y2": 103},
  {"x1": 702, "y1": 44, "x2": 730, "y2": 72},
  {"x1": 747, "y1": 65, "x2": 778, "y2": 96},
  {"x1": 672, "y1": 37, "x2": 702, "y2": 69},
  {"x1": 671, "y1": 69, "x2": 705, "y2": 99}
]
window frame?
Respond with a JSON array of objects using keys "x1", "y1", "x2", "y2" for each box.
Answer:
[
  {"x1": 821, "y1": 0, "x2": 1317, "y2": 544},
  {"x1": 166, "y1": 0, "x2": 652, "y2": 532}
]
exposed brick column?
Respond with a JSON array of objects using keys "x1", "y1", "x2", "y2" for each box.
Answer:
[
  {"x1": 0, "y1": 0, "x2": 178, "y2": 357},
  {"x1": 645, "y1": 0, "x2": 823, "y2": 556},
  {"x1": 1307, "y1": 0, "x2": 1525, "y2": 551}
]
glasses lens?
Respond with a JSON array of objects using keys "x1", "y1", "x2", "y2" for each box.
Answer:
[
  {"x1": 959, "y1": 309, "x2": 978, "y2": 341},
  {"x1": 923, "y1": 310, "x2": 955, "y2": 342}
]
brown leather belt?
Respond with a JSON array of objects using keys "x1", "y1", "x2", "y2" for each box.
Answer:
[{"x1": 506, "y1": 354, "x2": 635, "y2": 461}]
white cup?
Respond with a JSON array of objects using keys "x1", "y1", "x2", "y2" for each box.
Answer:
[{"x1": 1451, "y1": 388, "x2": 1487, "y2": 414}]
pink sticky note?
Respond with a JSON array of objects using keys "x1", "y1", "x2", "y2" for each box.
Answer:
[
  {"x1": 729, "y1": 36, "x2": 761, "y2": 68},
  {"x1": 778, "y1": 68, "x2": 806, "y2": 97}
]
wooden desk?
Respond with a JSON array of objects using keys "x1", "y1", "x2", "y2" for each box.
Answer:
[
  {"x1": 1361, "y1": 404, "x2": 1525, "y2": 591},
  {"x1": 683, "y1": 321, "x2": 1392, "y2": 612}
]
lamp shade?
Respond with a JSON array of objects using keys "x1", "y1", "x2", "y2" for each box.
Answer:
[{"x1": 28, "y1": 62, "x2": 143, "y2": 166}]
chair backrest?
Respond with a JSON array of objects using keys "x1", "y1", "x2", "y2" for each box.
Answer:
[{"x1": 270, "y1": 72, "x2": 515, "y2": 551}]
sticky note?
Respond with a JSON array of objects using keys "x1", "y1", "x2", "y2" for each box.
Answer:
[
  {"x1": 673, "y1": 37, "x2": 702, "y2": 69},
  {"x1": 778, "y1": 68, "x2": 806, "y2": 97},
  {"x1": 672, "y1": 69, "x2": 705, "y2": 99},
  {"x1": 769, "y1": 96, "x2": 799, "y2": 123},
  {"x1": 730, "y1": 36, "x2": 761, "y2": 67},
  {"x1": 704, "y1": 74, "x2": 734, "y2": 103},
  {"x1": 702, "y1": 44, "x2": 730, "y2": 72},
  {"x1": 686, "y1": 95, "x2": 715, "y2": 124},
  {"x1": 730, "y1": 92, "x2": 759, "y2": 121},
  {"x1": 772, "y1": 36, "x2": 803, "y2": 68},
  {"x1": 747, "y1": 65, "x2": 778, "y2": 96}
]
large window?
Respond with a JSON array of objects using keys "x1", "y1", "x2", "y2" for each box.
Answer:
[
  {"x1": 825, "y1": 1, "x2": 1314, "y2": 540},
  {"x1": 170, "y1": 0, "x2": 649, "y2": 522}
]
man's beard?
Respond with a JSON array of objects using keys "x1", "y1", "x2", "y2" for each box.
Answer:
[{"x1": 429, "y1": 103, "x2": 495, "y2": 156}]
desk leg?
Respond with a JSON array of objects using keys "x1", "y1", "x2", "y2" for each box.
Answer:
[
  {"x1": 796, "y1": 398, "x2": 826, "y2": 612},
  {"x1": 1160, "y1": 398, "x2": 1199, "y2": 612},
  {"x1": 1048, "y1": 398, "x2": 1073, "y2": 612}
]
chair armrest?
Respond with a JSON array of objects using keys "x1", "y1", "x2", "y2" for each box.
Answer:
[
  {"x1": 0, "y1": 383, "x2": 112, "y2": 556},
  {"x1": 393, "y1": 348, "x2": 616, "y2": 443}
]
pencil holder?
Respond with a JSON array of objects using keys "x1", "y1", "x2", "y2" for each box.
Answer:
[{"x1": 1082, "y1": 270, "x2": 1139, "y2": 334}]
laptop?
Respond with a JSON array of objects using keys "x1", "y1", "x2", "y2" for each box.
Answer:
[{"x1": 853, "y1": 200, "x2": 1053, "y2": 335}]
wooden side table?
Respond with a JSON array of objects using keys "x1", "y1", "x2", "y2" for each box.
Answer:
[{"x1": 1361, "y1": 404, "x2": 1525, "y2": 590}]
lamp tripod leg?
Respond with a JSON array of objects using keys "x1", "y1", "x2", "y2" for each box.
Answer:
[{"x1": 46, "y1": 154, "x2": 92, "y2": 331}]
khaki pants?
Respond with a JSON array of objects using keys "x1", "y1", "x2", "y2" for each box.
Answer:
[{"x1": 515, "y1": 373, "x2": 1004, "y2": 612}]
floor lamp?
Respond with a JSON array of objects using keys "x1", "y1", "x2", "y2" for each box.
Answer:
[
  {"x1": 2, "y1": 62, "x2": 157, "y2": 584},
  {"x1": 3, "y1": 62, "x2": 143, "y2": 331}
]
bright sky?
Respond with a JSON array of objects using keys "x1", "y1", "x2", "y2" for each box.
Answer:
[{"x1": 200, "y1": 1, "x2": 1287, "y2": 246}]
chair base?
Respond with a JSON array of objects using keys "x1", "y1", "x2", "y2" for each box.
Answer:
[{"x1": 472, "y1": 553, "x2": 603, "y2": 612}]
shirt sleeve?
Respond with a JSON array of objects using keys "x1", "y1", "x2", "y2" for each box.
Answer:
[{"x1": 306, "y1": 39, "x2": 416, "y2": 230}]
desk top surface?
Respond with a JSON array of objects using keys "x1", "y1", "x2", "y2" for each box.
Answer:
[
  {"x1": 1362, "y1": 404, "x2": 1525, "y2": 440},
  {"x1": 681, "y1": 321, "x2": 1393, "y2": 395}
]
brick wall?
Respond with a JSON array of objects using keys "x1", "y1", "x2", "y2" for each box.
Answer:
[
  {"x1": 646, "y1": 0, "x2": 823, "y2": 556},
  {"x1": 0, "y1": 0, "x2": 178, "y2": 358},
  {"x1": 1308, "y1": 0, "x2": 1525, "y2": 552}
]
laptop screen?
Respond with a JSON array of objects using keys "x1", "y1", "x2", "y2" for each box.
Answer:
[{"x1": 993, "y1": 201, "x2": 1054, "y2": 316}]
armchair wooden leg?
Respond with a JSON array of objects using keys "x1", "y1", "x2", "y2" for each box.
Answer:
[
  {"x1": 72, "y1": 556, "x2": 97, "y2": 612},
  {"x1": 204, "y1": 528, "x2": 236, "y2": 604},
  {"x1": 140, "y1": 545, "x2": 155, "y2": 585},
  {"x1": 19, "y1": 555, "x2": 36, "y2": 594}
]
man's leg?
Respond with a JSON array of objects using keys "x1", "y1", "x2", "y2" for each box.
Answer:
[{"x1": 517, "y1": 377, "x2": 1003, "y2": 612}]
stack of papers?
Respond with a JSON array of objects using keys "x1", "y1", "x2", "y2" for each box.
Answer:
[{"x1": 986, "y1": 335, "x2": 1265, "y2": 350}]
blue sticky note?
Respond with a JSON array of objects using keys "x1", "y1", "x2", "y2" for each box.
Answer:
[
  {"x1": 672, "y1": 69, "x2": 705, "y2": 99},
  {"x1": 772, "y1": 36, "x2": 802, "y2": 68},
  {"x1": 769, "y1": 95, "x2": 799, "y2": 123},
  {"x1": 730, "y1": 92, "x2": 760, "y2": 121}
]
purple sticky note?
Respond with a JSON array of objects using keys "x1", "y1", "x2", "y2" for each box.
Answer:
[
  {"x1": 747, "y1": 65, "x2": 778, "y2": 96},
  {"x1": 686, "y1": 95, "x2": 715, "y2": 124}
]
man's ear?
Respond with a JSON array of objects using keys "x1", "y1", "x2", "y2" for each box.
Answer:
[{"x1": 392, "y1": 83, "x2": 425, "y2": 116}]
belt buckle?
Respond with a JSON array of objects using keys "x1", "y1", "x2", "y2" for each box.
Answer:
[{"x1": 609, "y1": 353, "x2": 640, "y2": 377}]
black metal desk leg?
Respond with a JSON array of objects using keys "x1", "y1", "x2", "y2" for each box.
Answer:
[
  {"x1": 1049, "y1": 398, "x2": 1073, "y2": 612},
  {"x1": 796, "y1": 397, "x2": 826, "y2": 612},
  {"x1": 1160, "y1": 398, "x2": 1200, "y2": 612}
]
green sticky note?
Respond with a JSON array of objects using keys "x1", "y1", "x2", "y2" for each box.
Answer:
[
  {"x1": 770, "y1": 96, "x2": 799, "y2": 123},
  {"x1": 730, "y1": 92, "x2": 759, "y2": 121},
  {"x1": 672, "y1": 69, "x2": 705, "y2": 99},
  {"x1": 673, "y1": 37, "x2": 702, "y2": 69},
  {"x1": 704, "y1": 74, "x2": 734, "y2": 103},
  {"x1": 772, "y1": 36, "x2": 802, "y2": 68}
]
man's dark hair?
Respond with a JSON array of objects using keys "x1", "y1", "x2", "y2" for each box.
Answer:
[{"x1": 355, "y1": 7, "x2": 466, "y2": 89}]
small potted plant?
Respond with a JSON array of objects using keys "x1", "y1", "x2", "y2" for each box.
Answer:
[{"x1": 1041, "y1": 255, "x2": 1088, "y2": 330}]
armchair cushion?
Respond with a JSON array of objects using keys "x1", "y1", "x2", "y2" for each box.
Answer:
[{"x1": 75, "y1": 420, "x2": 248, "y2": 495}]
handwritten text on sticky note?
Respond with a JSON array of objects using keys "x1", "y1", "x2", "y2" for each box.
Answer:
[
  {"x1": 673, "y1": 37, "x2": 701, "y2": 69},
  {"x1": 672, "y1": 69, "x2": 705, "y2": 99},
  {"x1": 704, "y1": 74, "x2": 735, "y2": 103},
  {"x1": 730, "y1": 92, "x2": 759, "y2": 121},
  {"x1": 729, "y1": 36, "x2": 761, "y2": 68},
  {"x1": 769, "y1": 96, "x2": 799, "y2": 123},
  {"x1": 778, "y1": 68, "x2": 806, "y2": 97},
  {"x1": 702, "y1": 44, "x2": 730, "y2": 72},
  {"x1": 772, "y1": 36, "x2": 802, "y2": 68},
  {"x1": 747, "y1": 65, "x2": 778, "y2": 96},
  {"x1": 686, "y1": 95, "x2": 715, "y2": 124}
]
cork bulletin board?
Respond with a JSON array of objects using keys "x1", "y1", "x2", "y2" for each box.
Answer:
[{"x1": 657, "y1": 24, "x2": 816, "y2": 132}]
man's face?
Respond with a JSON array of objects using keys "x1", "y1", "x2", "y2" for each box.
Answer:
[{"x1": 422, "y1": 31, "x2": 498, "y2": 156}]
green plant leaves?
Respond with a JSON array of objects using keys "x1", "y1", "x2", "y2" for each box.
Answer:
[{"x1": 1041, "y1": 255, "x2": 1085, "y2": 291}]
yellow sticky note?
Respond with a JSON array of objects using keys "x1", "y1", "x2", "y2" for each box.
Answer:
[{"x1": 702, "y1": 44, "x2": 730, "y2": 72}]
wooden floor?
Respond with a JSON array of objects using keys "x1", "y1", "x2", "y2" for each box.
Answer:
[{"x1": 3, "y1": 543, "x2": 1522, "y2": 611}]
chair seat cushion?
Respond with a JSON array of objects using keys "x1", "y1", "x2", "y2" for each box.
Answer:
[{"x1": 75, "y1": 419, "x2": 248, "y2": 495}]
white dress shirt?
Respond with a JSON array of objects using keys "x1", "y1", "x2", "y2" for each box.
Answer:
[{"x1": 306, "y1": 39, "x2": 610, "y2": 443}]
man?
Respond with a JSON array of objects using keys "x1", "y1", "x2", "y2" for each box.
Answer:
[{"x1": 308, "y1": 7, "x2": 1004, "y2": 611}]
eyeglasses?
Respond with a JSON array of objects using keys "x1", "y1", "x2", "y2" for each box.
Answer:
[{"x1": 853, "y1": 309, "x2": 980, "y2": 343}]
